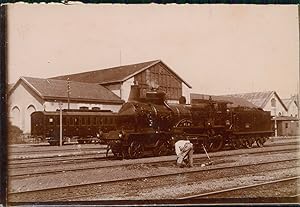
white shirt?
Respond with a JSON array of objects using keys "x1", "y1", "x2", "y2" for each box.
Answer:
[{"x1": 175, "y1": 140, "x2": 191, "y2": 156}]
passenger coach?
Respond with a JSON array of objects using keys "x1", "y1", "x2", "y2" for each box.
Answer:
[{"x1": 31, "y1": 109, "x2": 116, "y2": 145}]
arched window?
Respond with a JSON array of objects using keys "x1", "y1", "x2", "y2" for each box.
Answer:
[
  {"x1": 11, "y1": 106, "x2": 21, "y2": 127},
  {"x1": 271, "y1": 98, "x2": 276, "y2": 107},
  {"x1": 26, "y1": 105, "x2": 36, "y2": 134}
]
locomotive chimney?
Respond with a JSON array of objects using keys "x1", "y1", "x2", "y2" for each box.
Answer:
[{"x1": 128, "y1": 83, "x2": 140, "y2": 102}]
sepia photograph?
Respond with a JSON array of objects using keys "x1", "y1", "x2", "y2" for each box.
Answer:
[{"x1": 4, "y1": 3, "x2": 300, "y2": 205}]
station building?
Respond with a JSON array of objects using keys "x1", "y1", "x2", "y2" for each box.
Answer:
[
  {"x1": 226, "y1": 91, "x2": 288, "y2": 117},
  {"x1": 8, "y1": 60, "x2": 192, "y2": 134}
]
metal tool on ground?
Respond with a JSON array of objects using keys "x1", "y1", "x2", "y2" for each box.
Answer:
[{"x1": 202, "y1": 144, "x2": 213, "y2": 166}]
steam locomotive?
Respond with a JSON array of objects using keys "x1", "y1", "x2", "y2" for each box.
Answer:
[
  {"x1": 31, "y1": 109, "x2": 116, "y2": 145},
  {"x1": 102, "y1": 86, "x2": 273, "y2": 159}
]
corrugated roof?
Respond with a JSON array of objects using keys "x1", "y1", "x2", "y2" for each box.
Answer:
[
  {"x1": 50, "y1": 59, "x2": 192, "y2": 88},
  {"x1": 226, "y1": 91, "x2": 287, "y2": 111},
  {"x1": 11, "y1": 77, "x2": 124, "y2": 104},
  {"x1": 190, "y1": 93, "x2": 258, "y2": 108},
  {"x1": 226, "y1": 91, "x2": 273, "y2": 108},
  {"x1": 51, "y1": 60, "x2": 160, "y2": 84}
]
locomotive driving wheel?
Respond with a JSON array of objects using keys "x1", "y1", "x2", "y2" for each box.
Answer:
[
  {"x1": 208, "y1": 135, "x2": 224, "y2": 152},
  {"x1": 153, "y1": 139, "x2": 168, "y2": 157},
  {"x1": 128, "y1": 140, "x2": 144, "y2": 159}
]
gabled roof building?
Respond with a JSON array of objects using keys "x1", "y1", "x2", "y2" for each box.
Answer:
[
  {"x1": 226, "y1": 91, "x2": 288, "y2": 117},
  {"x1": 282, "y1": 95, "x2": 298, "y2": 117},
  {"x1": 8, "y1": 60, "x2": 192, "y2": 134}
]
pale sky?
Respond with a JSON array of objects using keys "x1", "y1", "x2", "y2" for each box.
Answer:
[{"x1": 7, "y1": 3, "x2": 299, "y2": 98}]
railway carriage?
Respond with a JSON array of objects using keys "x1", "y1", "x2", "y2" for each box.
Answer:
[{"x1": 31, "y1": 109, "x2": 117, "y2": 146}]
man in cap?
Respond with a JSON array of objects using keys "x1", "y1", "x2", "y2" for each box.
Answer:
[{"x1": 175, "y1": 139, "x2": 194, "y2": 168}]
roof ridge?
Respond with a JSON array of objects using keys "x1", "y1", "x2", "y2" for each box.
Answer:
[{"x1": 51, "y1": 59, "x2": 160, "y2": 79}]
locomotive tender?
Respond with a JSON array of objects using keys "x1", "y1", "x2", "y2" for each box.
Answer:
[
  {"x1": 31, "y1": 109, "x2": 116, "y2": 145},
  {"x1": 102, "y1": 86, "x2": 273, "y2": 159}
]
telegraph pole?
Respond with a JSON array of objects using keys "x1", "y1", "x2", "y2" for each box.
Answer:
[
  {"x1": 274, "y1": 107, "x2": 277, "y2": 137},
  {"x1": 67, "y1": 78, "x2": 70, "y2": 110},
  {"x1": 59, "y1": 102, "x2": 63, "y2": 146}
]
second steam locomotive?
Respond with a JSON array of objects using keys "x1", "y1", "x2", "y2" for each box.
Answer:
[{"x1": 101, "y1": 86, "x2": 273, "y2": 159}]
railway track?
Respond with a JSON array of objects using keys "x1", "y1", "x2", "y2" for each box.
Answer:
[
  {"x1": 10, "y1": 141, "x2": 298, "y2": 165},
  {"x1": 8, "y1": 158, "x2": 299, "y2": 202},
  {"x1": 8, "y1": 149, "x2": 106, "y2": 161},
  {"x1": 8, "y1": 138, "x2": 299, "y2": 162},
  {"x1": 8, "y1": 139, "x2": 299, "y2": 167},
  {"x1": 8, "y1": 151, "x2": 110, "y2": 167},
  {"x1": 9, "y1": 145, "x2": 105, "y2": 154},
  {"x1": 179, "y1": 176, "x2": 300, "y2": 199},
  {"x1": 9, "y1": 146, "x2": 299, "y2": 179}
]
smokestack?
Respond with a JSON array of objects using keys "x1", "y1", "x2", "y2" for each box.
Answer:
[{"x1": 128, "y1": 84, "x2": 140, "y2": 102}]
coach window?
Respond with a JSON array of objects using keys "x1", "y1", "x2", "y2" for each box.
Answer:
[
  {"x1": 54, "y1": 117, "x2": 60, "y2": 126},
  {"x1": 86, "y1": 117, "x2": 90, "y2": 125},
  {"x1": 81, "y1": 117, "x2": 86, "y2": 126},
  {"x1": 66, "y1": 117, "x2": 70, "y2": 126},
  {"x1": 91, "y1": 117, "x2": 95, "y2": 126},
  {"x1": 74, "y1": 117, "x2": 79, "y2": 126},
  {"x1": 103, "y1": 117, "x2": 107, "y2": 125},
  {"x1": 70, "y1": 117, "x2": 74, "y2": 126},
  {"x1": 285, "y1": 123, "x2": 289, "y2": 129},
  {"x1": 63, "y1": 117, "x2": 66, "y2": 125},
  {"x1": 100, "y1": 117, "x2": 104, "y2": 125},
  {"x1": 49, "y1": 117, "x2": 54, "y2": 125}
]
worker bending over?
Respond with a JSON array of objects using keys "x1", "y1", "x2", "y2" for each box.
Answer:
[{"x1": 175, "y1": 139, "x2": 194, "y2": 168}]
